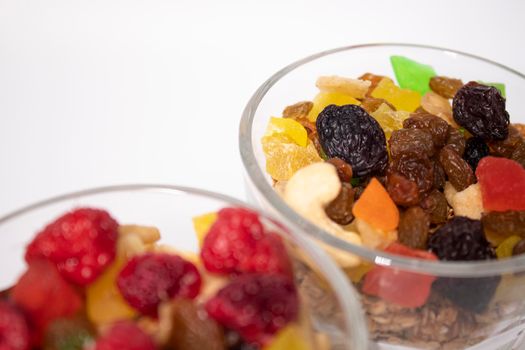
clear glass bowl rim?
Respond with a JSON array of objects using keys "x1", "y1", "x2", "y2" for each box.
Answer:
[
  {"x1": 0, "y1": 184, "x2": 370, "y2": 349},
  {"x1": 239, "y1": 42, "x2": 525, "y2": 277}
]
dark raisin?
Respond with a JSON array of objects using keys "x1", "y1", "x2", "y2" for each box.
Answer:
[
  {"x1": 463, "y1": 137, "x2": 490, "y2": 171},
  {"x1": 359, "y1": 73, "x2": 386, "y2": 95},
  {"x1": 512, "y1": 239, "x2": 525, "y2": 256},
  {"x1": 429, "y1": 76, "x2": 464, "y2": 99},
  {"x1": 403, "y1": 112, "x2": 450, "y2": 148},
  {"x1": 438, "y1": 145, "x2": 475, "y2": 191},
  {"x1": 325, "y1": 183, "x2": 355, "y2": 225},
  {"x1": 295, "y1": 118, "x2": 325, "y2": 157},
  {"x1": 326, "y1": 157, "x2": 353, "y2": 183},
  {"x1": 432, "y1": 158, "x2": 446, "y2": 190},
  {"x1": 282, "y1": 101, "x2": 313, "y2": 120},
  {"x1": 511, "y1": 141, "x2": 525, "y2": 168},
  {"x1": 482, "y1": 211, "x2": 525, "y2": 237},
  {"x1": 316, "y1": 104, "x2": 388, "y2": 177},
  {"x1": 452, "y1": 82, "x2": 509, "y2": 141},
  {"x1": 391, "y1": 156, "x2": 434, "y2": 194},
  {"x1": 445, "y1": 127, "x2": 466, "y2": 156},
  {"x1": 420, "y1": 190, "x2": 448, "y2": 224},
  {"x1": 360, "y1": 97, "x2": 396, "y2": 113},
  {"x1": 514, "y1": 123, "x2": 525, "y2": 137},
  {"x1": 488, "y1": 125, "x2": 524, "y2": 158},
  {"x1": 386, "y1": 171, "x2": 420, "y2": 207},
  {"x1": 389, "y1": 128, "x2": 434, "y2": 160},
  {"x1": 428, "y1": 217, "x2": 500, "y2": 312},
  {"x1": 398, "y1": 207, "x2": 429, "y2": 249}
]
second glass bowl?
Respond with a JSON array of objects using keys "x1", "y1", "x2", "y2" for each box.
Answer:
[{"x1": 239, "y1": 43, "x2": 525, "y2": 350}]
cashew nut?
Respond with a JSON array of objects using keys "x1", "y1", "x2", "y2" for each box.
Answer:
[
  {"x1": 444, "y1": 182, "x2": 483, "y2": 220},
  {"x1": 284, "y1": 162, "x2": 362, "y2": 267}
]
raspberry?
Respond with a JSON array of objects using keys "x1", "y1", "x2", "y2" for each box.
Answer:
[
  {"x1": 11, "y1": 260, "x2": 83, "y2": 344},
  {"x1": 25, "y1": 208, "x2": 118, "y2": 286},
  {"x1": 117, "y1": 253, "x2": 201, "y2": 317},
  {"x1": 0, "y1": 301, "x2": 31, "y2": 350},
  {"x1": 205, "y1": 273, "x2": 298, "y2": 346},
  {"x1": 94, "y1": 322, "x2": 155, "y2": 350},
  {"x1": 201, "y1": 208, "x2": 292, "y2": 277}
]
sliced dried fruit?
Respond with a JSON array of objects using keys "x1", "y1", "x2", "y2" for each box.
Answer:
[
  {"x1": 496, "y1": 236, "x2": 522, "y2": 259},
  {"x1": 316, "y1": 75, "x2": 370, "y2": 99},
  {"x1": 282, "y1": 101, "x2": 313, "y2": 120},
  {"x1": 266, "y1": 117, "x2": 308, "y2": 147},
  {"x1": 262, "y1": 134, "x2": 322, "y2": 181},
  {"x1": 429, "y1": 76, "x2": 464, "y2": 99},
  {"x1": 169, "y1": 299, "x2": 225, "y2": 350},
  {"x1": 317, "y1": 104, "x2": 388, "y2": 177},
  {"x1": 398, "y1": 207, "x2": 429, "y2": 249},
  {"x1": 438, "y1": 145, "x2": 475, "y2": 191},
  {"x1": 362, "y1": 242, "x2": 437, "y2": 308},
  {"x1": 390, "y1": 56, "x2": 436, "y2": 95},
  {"x1": 117, "y1": 253, "x2": 201, "y2": 317},
  {"x1": 206, "y1": 273, "x2": 298, "y2": 346},
  {"x1": 476, "y1": 157, "x2": 525, "y2": 212},
  {"x1": 352, "y1": 178, "x2": 399, "y2": 231},
  {"x1": 371, "y1": 78, "x2": 421, "y2": 112},
  {"x1": 453, "y1": 82, "x2": 509, "y2": 141},
  {"x1": 307, "y1": 91, "x2": 360, "y2": 122}
]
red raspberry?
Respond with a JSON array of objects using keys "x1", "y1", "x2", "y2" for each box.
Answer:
[
  {"x1": 205, "y1": 273, "x2": 298, "y2": 346},
  {"x1": 0, "y1": 301, "x2": 31, "y2": 350},
  {"x1": 201, "y1": 207, "x2": 292, "y2": 277},
  {"x1": 25, "y1": 208, "x2": 118, "y2": 286},
  {"x1": 11, "y1": 260, "x2": 83, "y2": 344},
  {"x1": 117, "y1": 253, "x2": 201, "y2": 317},
  {"x1": 94, "y1": 322, "x2": 156, "y2": 350}
]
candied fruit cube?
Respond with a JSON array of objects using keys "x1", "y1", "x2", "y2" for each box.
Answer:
[
  {"x1": 262, "y1": 134, "x2": 322, "y2": 181},
  {"x1": 352, "y1": 178, "x2": 399, "y2": 232},
  {"x1": 390, "y1": 55, "x2": 436, "y2": 95},
  {"x1": 192, "y1": 212, "x2": 218, "y2": 248},
  {"x1": 307, "y1": 91, "x2": 360, "y2": 122},
  {"x1": 476, "y1": 157, "x2": 525, "y2": 212},
  {"x1": 370, "y1": 103, "x2": 410, "y2": 139},
  {"x1": 266, "y1": 117, "x2": 308, "y2": 147},
  {"x1": 371, "y1": 78, "x2": 421, "y2": 112}
]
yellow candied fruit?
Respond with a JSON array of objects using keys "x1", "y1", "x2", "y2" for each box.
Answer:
[
  {"x1": 266, "y1": 117, "x2": 308, "y2": 147},
  {"x1": 370, "y1": 103, "x2": 411, "y2": 139},
  {"x1": 307, "y1": 91, "x2": 360, "y2": 122},
  {"x1": 192, "y1": 212, "x2": 217, "y2": 248},
  {"x1": 263, "y1": 325, "x2": 311, "y2": 350},
  {"x1": 86, "y1": 257, "x2": 137, "y2": 325},
  {"x1": 345, "y1": 262, "x2": 373, "y2": 283},
  {"x1": 371, "y1": 78, "x2": 421, "y2": 112},
  {"x1": 496, "y1": 236, "x2": 522, "y2": 259},
  {"x1": 262, "y1": 134, "x2": 322, "y2": 181}
]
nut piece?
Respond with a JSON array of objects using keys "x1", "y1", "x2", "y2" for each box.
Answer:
[
  {"x1": 316, "y1": 75, "x2": 371, "y2": 99},
  {"x1": 284, "y1": 162, "x2": 362, "y2": 267},
  {"x1": 444, "y1": 182, "x2": 483, "y2": 220}
]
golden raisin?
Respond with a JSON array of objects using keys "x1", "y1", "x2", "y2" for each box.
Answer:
[
  {"x1": 360, "y1": 97, "x2": 396, "y2": 113},
  {"x1": 325, "y1": 183, "x2": 355, "y2": 225},
  {"x1": 429, "y1": 76, "x2": 464, "y2": 99},
  {"x1": 438, "y1": 145, "x2": 475, "y2": 191},
  {"x1": 283, "y1": 101, "x2": 314, "y2": 120},
  {"x1": 398, "y1": 206, "x2": 430, "y2": 249},
  {"x1": 359, "y1": 72, "x2": 387, "y2": 96}
]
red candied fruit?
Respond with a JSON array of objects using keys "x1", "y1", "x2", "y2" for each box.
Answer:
[
  {"x1": 11, "y1": 260, "x2": 83, "y2": 344},
  {"x1": 94, "y1": 322, "x2": 156, "y2": 350},
  {"x1": 476, "y1": 156, "x2": 525, "y2": 212},
  {"x1": 117, "y1": 253, "x2": 201, "y2": 317},
  {"x1": 25, "y1": 208, "x2": 118, "y2": 286},
  {"x1": 201, "y1": 207, "x2": 292, "y2": 277},
  {"x1": 205, "y1": 273, "x2": 298, "y2": 346},
  {"x1": 0, "y1": 301, "x2": 31, "y2": 350},
  {"x1": 362, "y1": 243, "x2": 437, "y2": 308}
]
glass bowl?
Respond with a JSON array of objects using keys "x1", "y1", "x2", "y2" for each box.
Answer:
[
  {"x1": 239, "y1": 43, "x2": 525, "y2": 350},
  {"x1": 0, "y1": 184, "x2": 369, "y2": 350}
]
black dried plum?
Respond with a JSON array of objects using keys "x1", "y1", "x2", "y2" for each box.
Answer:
[
  {"x1": 428, "y1": 216, "x2": 500, "y2": 312},
  {"x1": 452, "y1": 82, "x2": 509, "y2": 141},
  {"x1": 391, "y1": 156, "x2": 434, "y2": 194},
  {"x1": 463, "y1": 137, "x2": 489, "y2": 171},
  {"x1": 389, "y1": 128, "x2": 434, "y2": 160},
  {"x1": 316, "y1": 104, "x2": 388, "y2": 177},
  {"x1": 403, "y1": 112, "x2": 450, "y2": 148}
]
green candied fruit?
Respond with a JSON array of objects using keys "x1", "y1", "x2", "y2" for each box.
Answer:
[
  {"x1": 478, "y1": 81, "x2": 506, "y2": 98},
  {"x1": 390, "y1": 55, "x2": 436, "y2": 95}
]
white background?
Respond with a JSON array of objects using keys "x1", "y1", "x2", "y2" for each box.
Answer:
[{"x1": 1, "y1": 0, "x2": 524, "y2": 215}]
